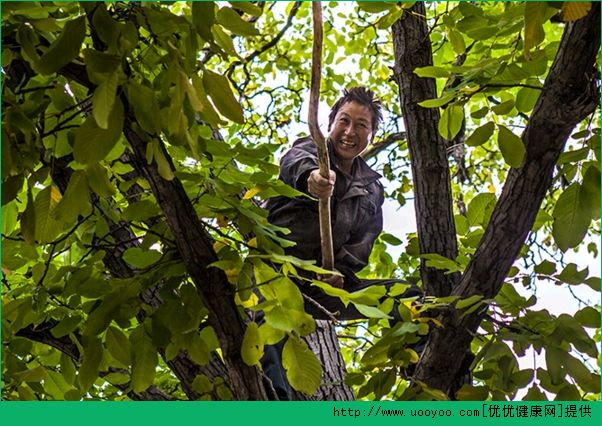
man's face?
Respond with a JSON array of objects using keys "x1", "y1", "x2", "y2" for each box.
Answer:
[{"x1": 329, "y1": 101, "x2": 373, "y2": 166}]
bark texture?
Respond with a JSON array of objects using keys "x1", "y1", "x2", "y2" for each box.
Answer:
[
  {"x1": 121, "y1": 106, "x2": 268, "y2": 400},
  {"x1": 393, "y1": 2, "x2": 600, "y2": 395},
  {"x1": 391, "y1": 2, "x2": 460, "y2": 298},
  {"x1": 294, "y1": 321, "x2": 355, "y2": 401}
]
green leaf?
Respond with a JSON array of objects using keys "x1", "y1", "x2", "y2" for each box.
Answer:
[
  {"x1": 282, "y1": 335, "x2": 322, "y2": 396},
  {"x1": 438, "y1": 105, "x2": 464, "y2": 141},
  {"x1": 574, "y1": 306, "x2": 600, "y2": 328},
  {"x1": 229, "y1": 2, "x2": 262, "y2": 17},
  {"x1": 466, "y1": 122, "x2": 495, "y2": 147},
  {"x1": 466, "y1": 193, "x2": 496, "y2": 227},
  {"x1": 52, "y1": 170, "x2": 91, "y2": 224},
  {"x1": 50, "y1": 315, "x2": 82, "y2": 338},
  {"x1": 203, "y1": 70, "x2": 244, "y2": 123},
  {"x1": 122, "y1": 247, "x2": 162, "y2": 269},
  {"x1": 545, "y1": 347, "x2": 566, "y2": 385},
  {"x1": 491, "y1": 100, "x2": 514, "y2": 115},
  {"x1": 523, "y1": 385, "x2": 547, "y2": 401},
  {"x1": 456, "y1": 385, "x2": 489, "y2": 401},
  {"x1": 83, "y1": 49, "x2": 121, "y2": 76},
  {"x1": 86, "y1": 163, "x2": 116, "y2": 197},
  {"x1": 122, "y1": 200, "x2": 161, "y2": 222},
  {"x1": 34, "y1": 185, "x2": 63, "y2": 243},
  {"x1": 552, "y1": 184, "x2": 590, "y2": 251},
  {"x1": 456, "y1": 295, "x2": 484, "y2": 310},
  {"x1": 192, "y1": 2, "x2": 215, "y2": 41},
  {"x1": 353, "y1": 303, "x2": 392, "y2": 319},
  {"x1": 186, "y1": 332, "x2": 210, "y2": 365},
  {"x1": 562, "y1": 351, "x2": 595, "y2": 392},
  {"x1": 581, "y1": 165, "x2": 600, "y2": 220},
  {"x1": 554, "y1": 384, "x2": 581, "y2": 401},
  {"x1": 524, "y1": 3, "x2": 548, "y2": 58},
  {"x1": 127, "y1": 80, "x2": 161, "y2": 134},
  {"x1": 259, "y1": 323, "x2": 286, "y2": 345},
  {"x1": 515, "y1": 86, "x2": 540, "y2": 113},
  {"x1": 73, "y1": 98, "x2": 124, "y2": 165},
  {"x1": 153, "y1": 142, "x2": 176, "y2": 181},
  {"x1": 36, "y1": 16, "x2": 85, "y2": 75},
  {"x1": 497, "y1": 125, "x2": 525, "y2": 168},
  {"x1": 79, "y1": 336, "x2": 103, "y2": 392},
  {"x1": 216, "y1": 7, "x2": 259, "y2": 36},
  {"x1": 448, "y1": 29, "x2": 466, "y2": 55},
  {"x1": 192, "y1": 374, "x2": 213, "y2": 395},
  {"x1": 357, "y1": 2, "x2": 397, "y2": 13},
  {"x1": 555, "y1": 263, "x2": 588, "y2": 285},
  {"x1": 420, "y1": 253, "x2": 463, "y2": 273},
  {"x1": 92, "y1": 71, "x2": 118, "y2": 129},
  {"x1": 417, "y1": 92, "x2": 455, "y2": 108},
  {"x1": 212, "y1": 24, "x2": 238, "y2": 57},
  {"x1": 130, "y1": 325, "x2": 157, "y2": 394},
  {"x1": 106, "y1": 326, "x2": 131, "y2": 366},
  {"x1": 92, "y1": 5, "x2": 118, "y2": 50},
  {"x1": 241, "y1": 321, "x2": 264, "y2": 366},
  {"x1": 414, "y1": 66, "x2": 451, "y2": 79},
  {"x1": 21, "y1": 189, "x2": 36, "y2": 245},
  {"x1": 534, "y1": 259, "x2": 556, "y2": 275},
  {"x1": 380, "y1": 233, "x2": 402, "y2": 246}
]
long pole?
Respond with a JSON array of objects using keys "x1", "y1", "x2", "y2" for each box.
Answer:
[{"x1": 308, "y1": 2, "x2": 334, "y2": 271}]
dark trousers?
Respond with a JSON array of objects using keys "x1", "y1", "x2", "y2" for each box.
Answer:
[{"x1": 261, "y1": 278, "x2": 423, "y2": 400}]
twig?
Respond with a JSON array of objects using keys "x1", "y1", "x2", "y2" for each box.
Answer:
[{"x1": 302, "y1": 293, "x2": 340, "y2": 323}]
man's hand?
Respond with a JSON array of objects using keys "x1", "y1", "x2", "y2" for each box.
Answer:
[
  {"x1": 307, "y1": 169, "x2": 336, "y2": 199},
  {"x1": 319, "y1": 274, "x2": 344, "y2": 288}
]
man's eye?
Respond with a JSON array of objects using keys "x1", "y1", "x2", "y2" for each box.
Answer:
[{"x1": 339, "y1": 117, "x2": 349, "y2": 123}]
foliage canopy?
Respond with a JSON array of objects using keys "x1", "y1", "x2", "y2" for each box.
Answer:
[{"x1": 1, "y1": 1, "x2": 600, "y2": 401}]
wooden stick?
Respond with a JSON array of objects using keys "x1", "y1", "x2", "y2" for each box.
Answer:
[{"x1": 308, "y1": 1, "x2": 334, "y2": 271}]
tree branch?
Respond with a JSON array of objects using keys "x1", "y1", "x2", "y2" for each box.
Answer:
[
  {"x1": 413, "y1": 2, "x2": 601, "y2": 395},
  {"x1": 391, "y1": 2, "x2": 460, "y2": 298}
]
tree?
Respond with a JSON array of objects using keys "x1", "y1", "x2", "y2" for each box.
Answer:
[{"x1": 2, "y1": 1, "x2": 600, "y2": 401}]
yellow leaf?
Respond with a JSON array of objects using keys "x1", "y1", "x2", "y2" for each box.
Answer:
[
  {"x1": 406, "y1": 348, "x2": 419, "y2": 363},
  {"x1": 235, "y1": 292, "x2": 258, "y2": 308},
  {"x1": 247, "y1": 237, "x2": 258, "y2": 248},
  {"x1": 488, "y1": 184, "x2": 496, "y2": 193},
  {"x1": 561, "y1": 2, "x2": 591, "y2": 22},
  {"x1": 225, "y1": 269, "x2": 239, "y2": 284},
  {"x1": 2, "y1": 265, "x2": 11, "y2": 276},
  {"x1": 243, "y1": 186, "x2": 262, "y2": 199},
  {"x1": 213, "y1": 240, "x2": 227, "y2": 252},
  {"x1": 50, "y1": 185, "x2": 62, "y2": 203}
]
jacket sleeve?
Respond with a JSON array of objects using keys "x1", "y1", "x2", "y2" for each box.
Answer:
[
  {"x1": 334, "y1": 186, "x2": 384, "y2": 284},
  {"x1": 279, "y1": 139, "x2": 319, "y2": 193}
]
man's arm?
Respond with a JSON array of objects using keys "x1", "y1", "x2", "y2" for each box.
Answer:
[{"x1": 335, "y1": 188, "x2": 385, "y2": 288}]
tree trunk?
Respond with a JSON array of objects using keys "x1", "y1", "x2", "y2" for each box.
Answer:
[
  {"x1": 391, "y1": 2, "x2": 460, "y2": 298},
  {"x1": 293, "y1": 321, "x2": 354, "y2": 400},
  {"x1": 392, "y1": 2, "x2": 600, "y2": 395}
]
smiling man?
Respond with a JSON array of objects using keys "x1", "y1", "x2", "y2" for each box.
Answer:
[
  {"x1": 266, "y1": 87, "x2": 404, "y2": 318},
  {"x1": 262, "y1": 87, "x2": 428, "y2": 400}
]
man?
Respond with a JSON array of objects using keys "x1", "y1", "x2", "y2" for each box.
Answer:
[
  {"x1": 260, "y1": 88, "x2": 424, "y2": 400},
  {"x1": 265, "y1": 87, "x2": 420, "y2": 319}
]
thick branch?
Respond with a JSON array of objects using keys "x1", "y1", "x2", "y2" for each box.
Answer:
[
  {"x1": 391, "y1": 3, "x2": 460, "y2": 297},
  {"x1": 413, "y1": 3, "x2": 601, "y2": 394},
  {"x1": 120, "y1": 98, "x2": 267, "y2": 400}
]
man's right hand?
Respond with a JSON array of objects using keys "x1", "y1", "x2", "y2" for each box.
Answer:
[{"x1": 307, "y1": 169, "x2": 336, "y2": 199}]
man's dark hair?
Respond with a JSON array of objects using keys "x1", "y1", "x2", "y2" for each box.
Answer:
[{"x1": 328, "y1": 87, "x2": 383, "y2": 133}]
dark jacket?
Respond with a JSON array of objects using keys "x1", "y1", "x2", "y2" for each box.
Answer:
[{"x1": 265, "y1": 137, "x2": 384, "y2": 286}]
